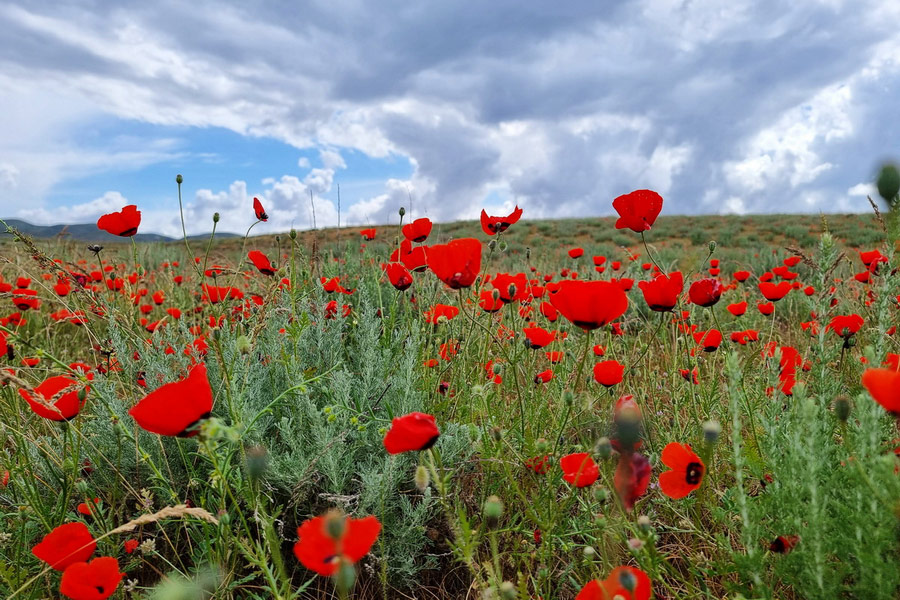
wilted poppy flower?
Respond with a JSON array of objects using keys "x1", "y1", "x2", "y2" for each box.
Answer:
[
  {"x1": 560, "y1": 452, "x2": 599, "y2": 487},
  {"x1": 402, "y1": 217, "x2": 433, "y2": 243},
  {"x1": 549, "y1": 280, "x2": 628, "y2": 331},
  {"x1": 688, "y1": 278, "x2": 724, "y2": 307},
  {"x1": 32, "y1": 522, "x2": 96, "y2": 571},
  {"x1": 659, "y1": 442, "x2": 705, "y2": 499},
  {"x1": 426, "y1": 238, "x2": 482, "y2": 289},
  {"x1": 253, "y1": 197, "x2": 268, "y2": 221},
  {"x1": 128, "y1": 363, "x2": 213, "y2": 437},
  {"x1": 759, "y1": 281, "x2": 791, "y2": 301},
  {"x1": 248, "y1": 250, "x2": 276, "y2": 276},
  {"x1": 612, "y1": 189, "x2": 663, "y2": 232},
  {"x1": 19, "y1": 375, "x2": 87, "y2": 421},
  {"x1": 638, "y1": 271, "x2": 683, "y2": 312},
  {"x1": 480, "y1": 206, "x2": 523, "y2": 235},
  {"x1": 861, "y1": 368, "x2": 900, "y2": 415},
  {"x1": 97, "y1": 205, "x2": 141, "y2": 237},
  {"x1": 383, "y1": 412, "x2": 440, "y2": 454},
  {"x1": 59, "y1": 556, "x2": 123, "y2": 600},
  {"x1": 614, "y1": 452, "x2": 651, "y2": 511},
  {"x1": 359, "y1": 228, "x2": 376, "y2": 240},
  {"x1": 826, "y1": 314, "x2": 863, "y2": 339},
  {"x1": 293, "y1": 513, "x2": 381, "y2": 576},
  {"x1": 593, "y1": 360, "x2": 624, "y2": 387},
  {"x1": 576, "y1": 566, "x2": 652, "y2": 600},
  {"x1": 382, "y1": 262, "x2": 413, "y2": 291}
]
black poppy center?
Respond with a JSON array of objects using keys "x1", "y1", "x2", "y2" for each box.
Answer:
[
  {"x1": 177, "y1": 411, "x2": 213, "y2": 438},
  {"x1": 119, "y1": 227, "x2": 138, "y2": 237},
  {"x1": 418, "y1": 434, "x2": 440, "y2": 451},
  {"x1": 685, "y1": 461, "x2": 703, "y2": 485},
  {"x1": 96, "y1": 586, "x2": 105, "y2": 594}
]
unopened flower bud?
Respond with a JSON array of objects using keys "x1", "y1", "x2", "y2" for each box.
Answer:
[
  {"x1": 877, "y1": 164, "x2": 900, "y2": 202},
  {"x1": 176, "y1": 174, "x2": 183, "y2": 184},
  {"x1": 708, "y1": 240, "x2": 717, "y2": 253},
  {"x1": 593, "y1": 487, "x2": 609, "y2": 503},
  {"x1": 637, "y1": 515, "x2": 651, "y2": 532},
  {"x1": 498, "y1": 240, "x2": 508, "y2": 252},
  {"x1": 703, "y1": 419, "x2": 721, "y2": 444},
  {"x1": 414, "y1": 465, "x2": 430, "y2": 491},
  {"x1": 582, "y1": 545, "x2": 596, "y2": 558},
  {"x1": 594, "y1": 436, "x2": 612, "y2": 459},
  {"x1": 483, "y1": 495, "x2": 503, "y2": 528},
  {"x1": 236, "y1": 335, "x2": 251, "y2": 355},
  {"x1": 488, "y1": 239, "x2": 497, "y2": 251},
  {"x1": 526, "y1": 247, "x2": 531, "y2": 261},
  {"x1": 213, "y1": 212, "x2": 220, "y2": 223},
  {"x1": 399, "y1": 206, "x2": 406, "y2": 217},
  {"x1": 535, "y1": 438, "x2": 550, "y2": 454},
  {"x1": 324, "y1": 509, "x2": 346, "y2": 540},
  {"x1": 507, "y1": 284, "x2": 517, "y2": 299},
  {"x1": 499, "y1": 581, "x2": 517, "y2": 600},
  {"x1": 335, "y1": 561, "x2": 356, "y2": 592},
  {"x1": 491, "y1": 426, "x2": 502, "y2": 442},
  {"x1": 563, "y1": 390, "x2": 575, "y2": 407},
  {"x1": 289, "y1": 228, "x2": 297, "y2": 240},
  {"x1": 833, "y1": 395, "x2": 851, "y2": 422},
  {"x1": 491, "y1": 363, "x2": 503, "y2": 376}
]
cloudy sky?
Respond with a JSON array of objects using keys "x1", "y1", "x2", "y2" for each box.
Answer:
[{"x1": 1, "y1": 1, "x2": 898, "y2": 236}]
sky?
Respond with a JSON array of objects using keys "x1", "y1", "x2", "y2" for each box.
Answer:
[{"x1": 0, "y1": 0, "x2": 898, "y2": 237}]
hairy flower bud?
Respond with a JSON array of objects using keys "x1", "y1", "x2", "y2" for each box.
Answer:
[
  {"x1": 483, "y1": 495, "x2": 503, "y2": 528},
  {"x1": 833, "y1": 395, "x2": 851, "y2": 422},
  {"x1": 414, "y1": 465, "x2": 430, "y2": 492}
]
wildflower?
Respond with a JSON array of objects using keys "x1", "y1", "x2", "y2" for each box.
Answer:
[
  {"x1": 425, "y1": 238, "x2": 482, "y2": 289},
  {"x1": 128, "y1": 363, "x2": 213, "y2": 437},
  {"x1": 759, "y1": 281, "x2": 791, "y2": 301},
  {"x1": 825, "y1": 314, "x2": 864, "y2": 339},
  {"x1": 247, "y1": 250, "x2": 276, "y2": 276},
  {"x1": 727, "y1": 301, "x2": 747, "y2": 316},
  {"x1": 293, "y1": 512, "x2": 381, "y2": 577},
  {"x1": 359, "y1": 228, "x2": 376, "y2": 240},
  {"x1": 19, "y1": 375, "x2": 88, "y2": 421},
  {"x1": 659, "y1": 442, "x2": 705, "y2": 499},
  {"x1": 97, "y1": 205, "x2": 141, "y2": 237},
  {"x1": 861, "y1": 368, "x2": 900, "y2": 415},
  {"x1": 402, "y1": 217, "x2": 433, "y2": 243},
  {"x1": 382, "y1": 262, "x2": 413, "y2": 291},
  {"x1": 612, "y1": 189, "x2": 663, "y2": 232},
  {"x1": 59, "y1": 557, "x2": 123, "y2": 600},
  {"x1": 32, "y1": 522, "x2": 96, "y2": 570},
  {"x1": 534, "y1": 369, "x2": 554, "y2": 384},
  {"x1": 576, "y1": 566, "x2": 652, "y2": 600},
  {"x1": 568, "y1": 247, "x2": 584, "y2": 259},
  {"x1": 614, "y1": 452, "x2": 651, "y2": 511},
  {"x1": 688, "y1": 278, "x2": 724, "y2": 307},
  {"x1": 560, "y1": 453, "x2": 599, "y2": 487},
  {"x1": 383, "y1": 412, "x2": 440, "y2": 454},
  {"x1": 253, "y1": 197, "x2": 268, "y2": 221},
  {"x1": 480, "y1": 206, "x2": 523, "y2": 235},
  {"x1": 549, "y1": 280, "x2": 628, "y2": 331},
  {"x1": 523, "y1": 327, "x2": 556, "y2": 349},
  {"x1": 637, "y1": 271, "x2": 683, "y2": 312},
  {"x1": 769, "y1": 535, "x2": 800, "y2": 554},
  {"x1": 593, "y1": 360, "x2": 624, "y2": 387}
]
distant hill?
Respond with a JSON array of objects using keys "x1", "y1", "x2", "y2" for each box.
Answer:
[{"x1": 0, "y1": 219, "x2": 239, "y2": 243}]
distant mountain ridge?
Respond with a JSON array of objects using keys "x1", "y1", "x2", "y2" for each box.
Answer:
[{"x1": 0, "y1": 219, "x2": 239, "y2": 243}]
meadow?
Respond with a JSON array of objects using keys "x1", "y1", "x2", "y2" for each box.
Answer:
[{"x1": 1, "y1": 189, "x2": 900, "y2": 600}]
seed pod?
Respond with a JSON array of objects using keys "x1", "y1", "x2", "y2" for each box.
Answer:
[{"x1": 176, "y1": 174, "x2": 183, "y2": 184}]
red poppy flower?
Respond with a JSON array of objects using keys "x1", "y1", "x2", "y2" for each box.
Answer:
[
  {"x1": 593, "y1": 360, "x2": 624, "y2": 387},
  {"x1": 614, "y1": 452, "x2": 651, "y2": 511},
  {"x1": 534, "y1": 369, "x2": 553, "y2": 384},
  {"x1": 769, "y1": 535, "x2": 800, "y2": 554},
  {"x1": 123, "y1": 539, "x2": 139, "y2": 554},
  {"x1": 479, "y1": 290, "x2": 504, "y2": 312},
  {"x1": 757, "y1": 301, "x2": 774, "y2": 315},
  {"x1": 59, "y1": 556, "x2": 123, "y2": 600},
  {"x1": 424, "y1": 303, "x2": 460, "y2": 324},
  {"x1": 128, "y1": 363, "x2": 213, "y2": 437},
  {"x1": 382, "y1": 262, "x2": 413, "y2": 291},
  {"x1": 612, "y1": 189, "x2": 663, "y2": 232},
  {"x1": 402, "y1": 217, "x2": 433, "y2": 243},
  {"x1": 359, "y1": 228, "x2": 376, "y2": 240},
  {"x1": 293, "y1": 513, "x2": 381, "y2": 576},
  {"x1": 568, "y1": 247, "x2": 584, "y2": 259},
  {"x1": 12, "y1": 288, "x2": 40, "y2": 311},
  {"x1": 549, "y1": 280, "x2": 628, "y2": 331},
  {"x1": 576, "y1": 566, "x2": 652, "y2": 600},
  {"x1": 253, "y1": 197, "x2": 268, "y2": 221},
  {"x1": 523, "y1": 327, "x2": 556, "y2": 349},
  {"x1": 693, "y1": 329, "x2": 722, "y2": 351},
  {"x1": 32, "y1": 522, "x2": 96, "y2": 571},
  {"x1": 659, "y1": 442, "x2": 705, "y2": 499},
  {"x1": 480, "y1": 205, "x2": 523, "y2": 235},
  {"x1": 826, "y1": 314, "x2": 863, "y2": 339},
  {"x1": 727, "y1": 301, "x2": 747, "y2": 316},
  {"x1": 862, "y1": 368, "x2": 900, "y2": 415},
  {"x1": 19, "y1": 375, "x2": 87, "y2": 421},
  {"x1": 383, "y1": 412, "x2": 440, "y2": 454},
  {"x1": 759, "y1": 281, "x2": 791, "y2": 301},
  {"x1": 688, "y1": 278, "x2": 724, "y2": 307},
  {"x1": 97, "y1": 205, "x2": 141, "y2": 237},
  {"x1": 733, "y1": 270, "x2": 751, "y2": 282},
  {"x1": 425, "y1": 238, "x2": 482, "y2": 289},
  {"x1": 638, "y1": 271, "x2": 683, "y2": 312},
  {"x1": 491, "y1": 272, "x2": 529, "y2": 303},
  {"x1": 390, "y1": 239, "x2": 428, "y2": 272},
  {"x1": 560, "y1": 452, "x2": 599, "y2": 487},
  {"x1": 248, "y1": 250, "x2": 276, "y2": 276},
  {"x1": 539, "y1": 301, "x2": 558, "y2": 322}
]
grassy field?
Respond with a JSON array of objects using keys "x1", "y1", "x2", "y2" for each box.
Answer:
[{"x1": 1, "y1": 207, "x2": 899, "y2": 599}]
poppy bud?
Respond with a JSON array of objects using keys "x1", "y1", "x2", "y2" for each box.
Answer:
[
  {"x1": 593, "y1": 487, "x2": 609, "y2": 503},
  {"x1": 399, "y1": 206, "x2": 406, "y2": 217},
  {"x1": 245, "y1": 445, "x2": 268, "y2": 480},
  {"x1": 833, "y1": 395, "x2": 851, "y2": 422},
  {"x1": 507, "y1": 283, "x2": 517, "y2": 299},
  {"x1": 499, "y1": 581, "x2": 517, "y2": 600},
  {"x1": 703, "y1": 419, "x2": 721, "y2": 444},
  {"x1": 483, "y1": 495, "x2": 503, "y2": 528},
  {"x1": 290, "y1": 228, "x2": 297, "y2": 240},
  {"x1": 176, "y1": 174, "x2": 183, "y2": 184},
  {"x1": 213, "y1": 212, "x2": 220, "y2": 223},
  {"x1": 75, "y1": 479, "x2": 90, "y2": 495},
  {"x1": 491, "y1": 363, "x2": 503, "y2": 376},
  {"x1": 594, "y1": 436, "x2": 612, "y2": 459},
  {"x1": 324, "y1": 509, "x2": 346, "y2": 540},
  {"x1": 335, "y1": 561, "x2": 356, "y2": 592},
  {"x1": 491, "y1": 426, "x2": 502, "y2": 442},
  {"x1": 582, "y1": 545, "x2": 596, "y2": 559},
  {"x1": 492, "y1": 289, "x2": 501, "y2": 302},
  {"x1": 236, "y1": 335, "x2": 251, "y2": 355},
  {"x1": 877, "y1": 164, "x2": 900, "y2": 202},
  {"x1": 563, "y1": 390, "x2": 574, "y2": 407},
  {"x1": 535, "y1": 437, "x2": 550, "y2": 454},
  {"x1": 488, "y1": 239, "x2": 497, "y2": 251},
  {"x1": 708, "y1": 240, "x2": 717, "y2": 253},
  {"x1": 414, "y1": 465, "x2": 430, "y2": 491},
  {"x1": 498, "y1": 240, "x2": 508, "y2": 252}
]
